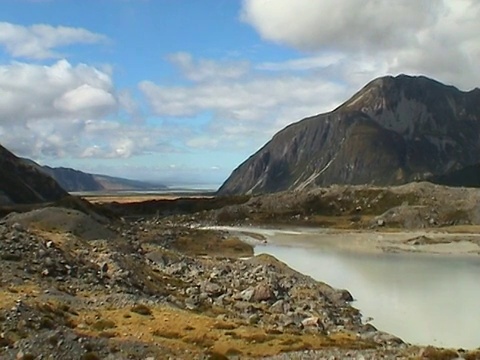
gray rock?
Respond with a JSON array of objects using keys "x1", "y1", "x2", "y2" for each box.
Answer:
[
  {"x1": 184, "y1": 296, "x2": 199, "y2": 310},
  {"x1": 248, "y1": 313, "x2": 260, "y2": 324},
  {"x1": 301, "y1": 316, "x2": 324, "y2": 330},
  {"x1": 202, "y1": 281, "x2": 223, "y2": 297},
  {"x1": 252, "y1": 283, "x2": 275, "y2": 302},
  {"x1": 270, "y1": 299, "x2": 286, "y2": 313},
  {"x1": 240, "y1": 288, "x2": 255, "y2": 301}
]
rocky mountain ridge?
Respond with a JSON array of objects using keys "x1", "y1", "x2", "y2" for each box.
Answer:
[
  {"x1": 0, "y1": 145, "x2": 68, "y2": 204},
  {"x1": 218, "y1": 75, "x2": 480, "y2": 195}
]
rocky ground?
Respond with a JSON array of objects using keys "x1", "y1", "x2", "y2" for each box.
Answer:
[
  {"x1": 202, "y1": 182, "x2": 480, "y2": 231},
  {"x1": 1, "y1": 183, "x2": 480, "y2": 359}
]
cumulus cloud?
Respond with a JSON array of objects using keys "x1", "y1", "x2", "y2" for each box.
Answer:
[
  {"x1": 0, "y1": 59, "x2": 115, "y2": 124},
  {"x1": 241, "y1": 0, "x2": 438, "y2": 52},
  {"x1": 54, "y1": 84, "x2": 116, "y2": 113},
  {"x1": 241, "y1": 0, "x2": 480, "y2": 89},
  {"x1": 0, "y1": 59, "x2": 173, "y2": 159},
  {"x1": 0, "y1": 22, "x2": 107, "y2": 59}
]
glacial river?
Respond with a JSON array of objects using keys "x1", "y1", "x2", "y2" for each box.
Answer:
[{"x1": 251, "y1": 230, "x2": 480, "y2": 349}]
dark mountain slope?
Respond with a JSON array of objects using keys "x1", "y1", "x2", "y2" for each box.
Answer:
[
  {"x1": 428, "y1": 163, "x2": 480, "y2": 188},
  {"x1": 42, "y1": 166, "x2": 103, "y2": 192},
  {"x1": 0, "y1": 145, "x2": 68, "y2": 204},
  {"x1": 218, "y1": 75, "x2": 480, "y2": 195}
]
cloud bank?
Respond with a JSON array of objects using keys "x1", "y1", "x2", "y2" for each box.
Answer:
[{"x1": 241, "y1": 0, "x2": 480, "y2": 89}]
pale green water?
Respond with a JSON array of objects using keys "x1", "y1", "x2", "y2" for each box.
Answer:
[{"x1": 255, "y1": 240, "x2": 480, "y2": 348}]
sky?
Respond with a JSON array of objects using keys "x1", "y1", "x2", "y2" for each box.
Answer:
[{"x1": 0, "y1": 0, "x2": 479, "y2": 187}]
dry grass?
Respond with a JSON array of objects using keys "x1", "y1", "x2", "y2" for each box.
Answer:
[
  {"x1": 171, "y1": 229, "x2": 253, "y2": 258},
  {"x1": 420, "y1": 346, "x2": 459, "y2": 359},
  {"x1": 0, "y1": 283, "x2": 41, "y2": 306},
  {"x1": 69, "y1": 304, "x2": 375, "y2": 358},
  {"x1": 212, "y1": 321, "x2": 237, "y2": 330}
]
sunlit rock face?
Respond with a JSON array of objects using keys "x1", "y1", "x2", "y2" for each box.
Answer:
[{"x1": 218, "y1": 75, "x2": 480, "y2": 195}]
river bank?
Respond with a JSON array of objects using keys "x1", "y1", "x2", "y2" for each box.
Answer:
[
  {"x1": 201, "y1": 226, "x2": 480, "y2": 350},
  {"x1": 204, "y1": 226, "x2": 480, "y2": 257}
]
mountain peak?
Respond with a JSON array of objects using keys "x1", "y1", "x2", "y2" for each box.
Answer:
[{"x1": 218, "y1": 75, "x2": 480, "y2": 195}]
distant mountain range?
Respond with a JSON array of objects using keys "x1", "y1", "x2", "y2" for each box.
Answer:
[
  {"x1": 0, "y1": 145, "x2": 166, "y2": 205},
  {"x1": 218, "y1": 75, "x2": 480, "y2": 195},
  {"x1": 41, "y1": 166, "x2": 166, "y2": 193}
]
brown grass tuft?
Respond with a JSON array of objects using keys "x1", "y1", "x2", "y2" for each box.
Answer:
[
  {"x1": 151, "y1": 329, "x2": 181, "y2": 339},
  {"x1": 81, "y1": 353, "x2": 101, "y2": 360},
  {"x1": 212, "y1": 321, "x2": 236, "y2": 330},
  {"x1": 421, "y1": 346, "x2": 459, "y2": 360},
  {"x1": 91, "y1": 319, "x2": 116, "y2": 331},
  {"x1": 130, "y1": 304, "x2": 152, "y2": 316}
]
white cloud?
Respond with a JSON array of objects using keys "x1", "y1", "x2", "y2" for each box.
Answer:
[
  {"x1": 0, "y1": 59, "x2": 176, "y2": 160},
  {"x1": 167, "y1": 52, "x2": 250, "y2": 82},
  {"x1": 54, "y1": 84, "x2": 116, "y2": 113},
  {"x1": 0, "y1": 59, "x2": 115, "y2": 124},
  {"x1": 257, "y1": 53, "x2": 344, "y2": 71},
  {"x1": 0, "y1": 22, "x2": 107, "y2": 59},
  {"x1": 141, "y1": 69, "x2": 346, "y2": 122},
  {"x1": 241, "y1": 0, "x2": 480, "y2": 89},
  {"x1": 140, "y1": 55, "x2": 348, "y2": 151},
  {"x1": 118, "y1": 90, "x2": 145, "y2": 123},
  {"x1": 241, "y1": 0, "x2": 441, "y2": 52}
]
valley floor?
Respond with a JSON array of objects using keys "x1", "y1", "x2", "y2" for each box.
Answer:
[{"x1": 2, "y1": 183, "x2": 480, "y2": 359}]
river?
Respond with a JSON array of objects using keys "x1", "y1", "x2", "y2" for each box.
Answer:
[{"x1": 248, "y1": 229, "x2": 480, "y2": 349}]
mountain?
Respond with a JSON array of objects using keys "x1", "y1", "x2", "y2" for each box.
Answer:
[
  {"x1": 0, "y1": 145, "x2": 68, "y2": 204},
  {"x1": 41, "y1": 166, "x2": 104, "y2": 192},
  {"x1": 42, "y1": 166, "x2": 166, "y2": 192},
  {"x1": 218, "y1": 75, "x2": 480, "y2": 195}
]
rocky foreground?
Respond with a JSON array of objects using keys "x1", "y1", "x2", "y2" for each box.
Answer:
[{"x1": 0, "y1": 203, "x2": 480, "y2": 359}]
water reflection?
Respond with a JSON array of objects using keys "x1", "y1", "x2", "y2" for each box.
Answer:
[{"x1": 255, "y1": 243, "x2": 480, "y2": 348}]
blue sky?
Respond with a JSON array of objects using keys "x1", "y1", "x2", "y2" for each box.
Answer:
[{"x1": 0, "y1": 0, "x2": 479, "y2": 187}]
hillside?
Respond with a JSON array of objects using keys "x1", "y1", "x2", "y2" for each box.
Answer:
[
  {"x1": 217, "y1": 75, "x2": 480, "y2": 195},
  {"x1": 0, "y1": 145, "x2": 68, "y2": 204}
]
